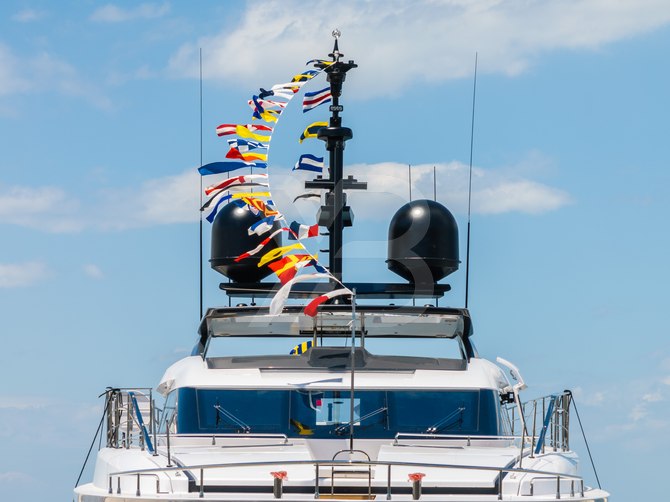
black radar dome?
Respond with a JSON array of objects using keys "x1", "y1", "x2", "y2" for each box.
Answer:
[
  {"x1": 387, "y1": 199, "x2": 459, "y2": 284},
  {"x1": 210, "y1": 203, "x2": 282, "y2": 283}
]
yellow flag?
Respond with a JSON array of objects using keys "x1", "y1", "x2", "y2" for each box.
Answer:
[{"x1": 258, "y1": 244, "x2": 303, "y2": 267}]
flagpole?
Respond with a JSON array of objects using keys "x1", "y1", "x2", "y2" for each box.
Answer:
[{"x1": 465, "y1": 52, "x2": 478, "y2": 310}]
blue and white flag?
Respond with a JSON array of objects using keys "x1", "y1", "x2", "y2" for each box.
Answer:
[
  {"x1": 293, "y1": 154, "x2": 324, "y2": 173},
  {"x1": 303, "y1": 87, "x2": 332, "y2": 113},
  {"x1": 248, "y1": 215, "x2": 277, "y2": 236},
  {"x1": 202, "y1": 192, "x2": 232, "y2": 223},
  {"x1": 226, "y1": 138, "x2": 268, "y2": 152},
  {"x1": 198, "y1": 161, "x2": 267, "y2": 176}
]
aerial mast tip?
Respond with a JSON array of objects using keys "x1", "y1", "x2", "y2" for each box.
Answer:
[{"x1": 330, "y1": 28, "x2": 342, "y2": 62}]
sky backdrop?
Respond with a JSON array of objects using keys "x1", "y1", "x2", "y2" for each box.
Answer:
[{"x1": 1, "y1": 1, "x2": 670, "y2": 500}]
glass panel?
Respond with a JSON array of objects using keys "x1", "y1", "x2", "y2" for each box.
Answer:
[{"x1": 175, "y1": 388, "x2": 500, "y2": 438}]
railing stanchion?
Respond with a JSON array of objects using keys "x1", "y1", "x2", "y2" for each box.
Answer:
[
  {"x1": 108, "y1": 476, "x2": 112, "y2": 494},
  {"x1": 200, "y1": 468, "x2": 204, "y2": 498},
  {"x1": 556, "y1": 475, "x2": 560, "y2": 499},
  {"x1": 314, "y1": 463, "x2": 320, "y2": 499},
  {"x1": 136, "y1": 474, "x2": 140, "y2": 497},
  {"x1": 530, "y1": 400, "x2": 537, "y2": 458},
  {"x1": 127, "y1": 394, "x2": 132, "y2": 449},
  {"x1": 166, "y1": 415, "x2": 173, "y2": 467},
  {"x1": 498, "y1": 469, "x2": 503, "y2": 500},
  {"x1": 387, "y1": 464, "x2": 392, "y2": 500},
  {"x1": 117, "y1": 476, "x2": 121, "y2": 494},
  {"x1": 519, "y1": 424, "x2": 525, "y2": 469},
  {"x1": 542, "y1": 398, "x2": 546, "y2": 454}
]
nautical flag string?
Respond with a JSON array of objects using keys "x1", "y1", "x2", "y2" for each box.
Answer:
[
  {"x1": 200, "y1": 194, "x2": 245, "y2": 223},
  {"x1": 293, "y1": 154, "x2": 324, "y2": 173},
  {"x1": 299, "y1": 122, "x2": 327, "y2": 143},
  {"x1": 258, "y1": 87, "x2": 295, "y2": 100},
  {"x1": 234, "y1": 227, "x2": 287, "y2": 262},
  {"x1": 248, "y1": 215, "x2": 278, "y2": 236},
  {"x1": 248, "y1": 97, "x2": 287, "y2": 111},
  {"x1": 216, "y1": 123, "x2": 273, "y2": 137},
  {"x1": 303, "y1": 87, "x2": 332, "y2": 113},
  {"x1": 253, "y1": 109, "x2": 282, "y2": 123},
  {"x1": 290, "y1": 340, "x2": 314, "y2": 355},
  {"x1": 226, "y1": 147, "x2": 268, "y2": 162},
  {"x1": 200, "y1": 59, "x2": 355, "y2": 317},
  {"x1": 268, "y1": 254, "x2": 314, "y2": 284},
  {"x1": 293, "y1": 193, "x2": 321, "y2": 202},
  {"x1": 304, "y1": 288, "x2": 352, "y2": 317},
  {"x1": 240, "y1": 196, "x2": 280, "y2": 218},
  {"x1": 291, "y1": 70, "x2": 319, "y2": 82},
  {"x1": 205, "y1": 174, "x2": 269, "y2": 196},
  {"x1": 305, "y1": 59, "x2": 334, "y2": 67},
  {"x1": 258, "y1": 244, "x2": 304, "y2": 268},
  {"x1": 227, "y1": 139, "x2": 268, "y2": 152},
  {"x1": 270, "y1": 273, "x2": 331, "y2": 316},
  {"x1": 198, "y1": 161, "x2": 266, "y2": 176},
  {"x1": 288, "y1": 221, "x2": 319, "y2": 240}
]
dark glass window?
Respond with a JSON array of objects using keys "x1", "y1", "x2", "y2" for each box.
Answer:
[{"x1": 176, "y1": 388, "x2": 500, "y2": 438}]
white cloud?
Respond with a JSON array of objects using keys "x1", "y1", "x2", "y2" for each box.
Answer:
[
  {"x1": 0, "y1": 45, "x2": 111, "y2": 108},
  {"x1": 11, "y1": 9, "x2": 46, "y2": 22},
  {"x1": 0, "y1": 156, "x2": 567, "y2": 234},
  {"x1": 97, "y1": 169, "x2": 201, "y2": 230},
  {"x1": 572, "y1": 386, "x2": 606, "y2": 406},
  {"x1": 0, "y1": 184, "x2": 83, "y2": 233},
  {"x1": 642, "y1": 392, "x2": 663, "y2": 403},
  {"x1": 349, "y1": 161, "x2": 571, "y2": 217},
  {"x1": 83, "y1": 264, "x2": 104, "y2": 279},
  {"x1": 0, "y1": 44, "x2": 30, "y2": 96},
  {"x1": 0, "y1": 471, "x2": 31, "y2": 483},
  {"x1": 90, "y1": 2, "x2": 170, "y2": 22},
  {"x1": 168, "y1": 0, "x2": 670, "y2": 96},
  {"x1": 0, "y1": 396, "x2": 51, "y2": 410},
  {"x1": 0, "y1": 262, "x2": 48, "y2": 288}
]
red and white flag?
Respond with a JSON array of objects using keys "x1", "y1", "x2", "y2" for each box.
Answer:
[
  {"x1": 205, "y1": 174, "x2": 268, "y2": 196},
  {"x1": 269, "y1": 273, "x2": 330, "y2": 316},
  {"x1": 304, "y1": 288, "x2": 352, "y2": 317}
]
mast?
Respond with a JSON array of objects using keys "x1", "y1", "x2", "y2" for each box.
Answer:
[{"x1": 307, "y1": 30, "x2": 366, "y2": 283}]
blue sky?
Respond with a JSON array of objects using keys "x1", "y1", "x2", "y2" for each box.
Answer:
[{"x1": 1, "y1": 1, "x2": 669, "y2": 500}]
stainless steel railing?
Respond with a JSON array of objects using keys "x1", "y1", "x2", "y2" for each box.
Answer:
[
  {"x1": 504, "y1": 391, "x2": 572, "y2": 456},
  {"x1": 104, "y1": 388, "x2": 157, "y2": 452},
  {"x1": 108, "y1": 457, "x2": 587, "y2": 500}
]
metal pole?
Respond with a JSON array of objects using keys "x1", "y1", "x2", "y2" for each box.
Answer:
[
  {"x1": 530, "y1": 400, "x2": 537, "y2": 458},
  {"x1": 349, "y1": 290, "x2": 357, "y2": 451}
]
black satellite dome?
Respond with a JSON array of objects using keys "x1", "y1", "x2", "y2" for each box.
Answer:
[
  {"x1": 210, "y1": 203, "x2": 282, "y2": 283},
  {"x1": 387, "y1": 199, "x2": 460, "y2": 285}
]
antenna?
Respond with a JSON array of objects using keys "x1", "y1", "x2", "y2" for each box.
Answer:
[
  {"x1": 408, "y1": 164, "x2": 412, "y2": 201},
  {"x1": 433, "y1": 165, "x2": 437, "y2": 201},
  {"x1": 199, "y1": 48, "x2": 204, "y2": 319},
  {"x1": 465, "y1": 52, "x2": 478, "y2": 309}
]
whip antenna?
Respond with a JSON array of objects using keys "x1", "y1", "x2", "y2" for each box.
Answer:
[
  {"x1": 199, "y1": 48, "x2": 204, "y2": 319},
  {"x1": 465, "y1": 53, "x2": 478, "y2": 309}
]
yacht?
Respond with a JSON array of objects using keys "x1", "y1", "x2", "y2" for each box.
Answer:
[{"x1": 74, "y1": 34, "x2": 609, "y2": 502}]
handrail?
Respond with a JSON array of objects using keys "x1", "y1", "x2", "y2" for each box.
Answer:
[
  {"x1": 504, "y1": 391, "x2": 572, "y2": 458},
  {"x1": 110, "y1": 457, "x2": 584, "y2": 481},
  {"x1": 394, "y1": 432, "x2": 519, "y2": 443},
  {"x1": 128, "y1": 391, "x2": 155, "y2": 454}
]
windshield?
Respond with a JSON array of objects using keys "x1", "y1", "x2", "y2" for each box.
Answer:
[{"x1": 175, "y1": 388, "x2": 501, "y2": 438}]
